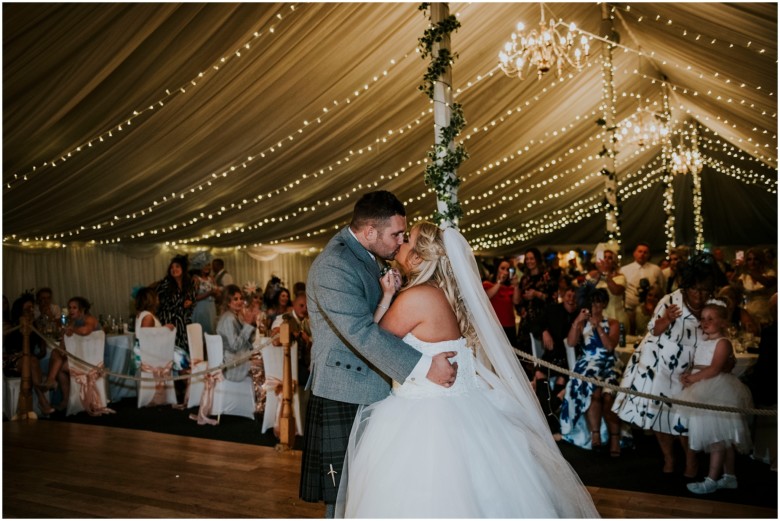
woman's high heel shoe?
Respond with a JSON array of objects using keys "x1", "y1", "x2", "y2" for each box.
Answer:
[{"x1": 590, "y1": 430, "x2": 602, "y2": 450}]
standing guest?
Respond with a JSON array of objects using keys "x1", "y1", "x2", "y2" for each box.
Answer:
[
  {"x1": 587, "y1": 249, "x2": 629, "y2": 333},
  {"x1": 271, "y1": 292, "x2": 313, "y2": 387},
  {"x1": 191, "y1": 262, "x2": 218, "y2": 335},
  {"x1": 737, "y1": 248, "x2": 777, "y2": 327},
  {"x1": 613, "y1": 253, "x2": 727, "y2": 476},
  {"x1": 674, "y1": 299, "x2": 753, "y2": 494},
  {"x1": 293, "y1": 281, "x2": 307, "y2": 297},
  {"x1": 713, "y1": 247, "x2": 733, "y2": 281},
  {"x1": 6, "y1": 294, "x2": 46, "y2": 387},
  {"x1": 156, "y1": 255, "x2": 196, "y2": 405},
  {"x1": 482, "y1": 258, "x2": 521, "y2": 347},
  {"x1": 536, "y1": 285, "x2": 579, "y2": 439},
  {"x1": 560, "y1": 286, "x2": 622, "y2": 457},
  {"x1": 216, "y1": 285, "x2": 258, "y2": 382},
  {"x1": 662, "y1": 246, "x2": 689, "y2": 294},
  {"x1": 634, "y1": 285, "x2": 663, "y2": 336},
  {"x1": 516, "y1": 248, "x2": 557, "y2": 374},
  {"x1": 299, "y1": 191, "x2": 456, "y2": 517},
  {"x1": 262, "y1": 275, "x2": 284, "y2": 309},
  {"x1": 36, "y1": 297, "x2": 100, "y2": 414},
  {"x1": 212, "y1": 258, "x2": 233, "y2": 307},
  {"x1": 266, "y1": 287, "x2": 291, "y2": 330},
  {"x1": 621, "y1": 242, "x2": 664, "y2": 334},
  {"x1": 33, "y1": 287, "x2": 60, "y2": 331}
]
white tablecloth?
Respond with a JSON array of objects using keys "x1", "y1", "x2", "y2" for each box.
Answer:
[{"x1": 104, "y1": 333, "x2": 137, "y2": 401}]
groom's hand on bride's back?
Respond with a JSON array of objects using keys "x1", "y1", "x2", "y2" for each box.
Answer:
[{"x1": 427, "y1": 351, "x2": 459, "y2": 388}]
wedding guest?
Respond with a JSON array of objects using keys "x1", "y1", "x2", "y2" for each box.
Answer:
[
  {"x1": 536, "y1": 285, "x2": 579, "y2": 439},
  {"x1": 132, "y1": 287, "x2": 175, "y2": 369},
  {"x1": 191, "y1": 260, "x2": 218, "y2": 335},
  {"x1": 482, "y1": 258, "x2": 521, "y2": 347},
  {"x1": 36, "y1": 296, "x2": 100, "y2": 414},
  {"x1": 266, "y1": 287, "x2": 291, "y2": 329},
  {"x1": 293, "y1": 281, "x2": 307, "y2": 297},
  {"x1": 33, "y1": 287, "x2": 60, "y2": 331},
  {"x1": 271, "y1": 292, "x2": 312, "y2": 387},
  {"x1": 622, "y1": 242, "x2": 664, "y2": 334},
  {"x1": 737, "y1": 248, "x2": 777, "y2": 327},
  {"x1": 674, "y1": 299, "x2": 753, "y2": 494},
  {"x1": 516, "y1": 248, "x2": 556, "y2": 373},
  {"x1": 560, "y1": 286, "x2": 622, "y2": 457},
  {"x1": 662, "y1": 246, "x2": 689, "y2": 294},
  {"x1": 216, "y1": 285, "x2": 258, "y2": 382},
  {"x1": 587, "y1": 249, "x2": 629, "y2": 333},
  {"x1": 5, "y1": 294, "x2": 46, "y2": 385},
  {"x1": 262, "y1": 275, "x2": 283, "y2": 309},
  {"x1": 613, "y1": 253, "x2": 727, "y2": 476},
  {"x1": 212, "y1": 258, "x2": 233, "y2": 307},
  {"x1": 156, "y1": 255, "x2": 196, "y2": 404},
  {"x1": 717, "y1": 285, "x2": 760, "y2": 335},
  {"x1": 634, "y1": 285, "x2": 663, "y2": 336}
]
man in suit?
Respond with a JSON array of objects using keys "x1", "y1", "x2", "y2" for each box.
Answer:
[{"x1": 299, "y1": 191, "x2": 458, "y2": 517}]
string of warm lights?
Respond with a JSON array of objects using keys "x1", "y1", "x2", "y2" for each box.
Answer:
[
  {"x1": 599, "y1": 27, "x2": 622, "y2": 247},
  {"x1": 698, "y1": 125, "x2": 777, "y2": 170},
  {"x1": 691, "y1": 151, "x2": 705, "y2": 251},
  {"x1": 5, "y1": 4, "x2": 301, "y2": 193},
  {"x1": 702, "y1": 156, "x2": 778, "y2": 193},
  {"x1": 615, "y1": 5, "x2": 775, "y2": 62},
  {"x1": 661, "y1": 83, "x2": 676, "y2": 254}
]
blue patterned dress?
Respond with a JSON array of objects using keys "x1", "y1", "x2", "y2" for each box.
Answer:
[
  {"x1": 560, "y1": 317, "x2": 622, "y2": 449},
  {"x1": 612, "y1": 289, "x2": 701, "y2": 434}
]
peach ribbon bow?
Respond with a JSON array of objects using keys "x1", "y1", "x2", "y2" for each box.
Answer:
[
  {"x1": 189, "y1": 371, "x2": 224, "y2": 426},
  {"x1": 262, "y1": 376, "x2": 284, "y2": 438},
  {"x1": 140, "y1": 360, "x2": 173, "y2": 406},
  {"x1": 70, "y1": 362, "x2": 116, "y2": 416}
]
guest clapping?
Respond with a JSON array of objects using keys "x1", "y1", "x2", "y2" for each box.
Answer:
[
  {"x1": 483, "y1": 258, "x2": 521, "y2": 347},
  {"x1": 216, "y1": 285, "x2": 258, "y2": 382}
]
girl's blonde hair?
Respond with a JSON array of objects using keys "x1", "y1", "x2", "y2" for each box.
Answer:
[{"x1": 401, "y1": 221, "x2": 476, "y2": 347}]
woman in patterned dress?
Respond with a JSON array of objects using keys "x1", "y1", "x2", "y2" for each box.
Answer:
[
  {"x1": 156, "y1": 255, "x2": 196, "y2": 404},
  {"x1": 612, "y1": 253, "x2": 727, "y2": 476},
  {"x1": 560, "y1": 285, "x2": 623, "y2": 456}
]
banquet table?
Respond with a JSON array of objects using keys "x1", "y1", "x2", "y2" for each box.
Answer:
[{"x1": 104, "y1": 333, "x2": 137, "y2": 401}]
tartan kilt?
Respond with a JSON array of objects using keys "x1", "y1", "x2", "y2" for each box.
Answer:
[{"x1": 299, "y1": 394, "x2": 360, "y2": 504}]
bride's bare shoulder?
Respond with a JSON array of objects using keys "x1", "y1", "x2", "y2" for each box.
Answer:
[{"x1": 396, "y1": 285, "x2": 450, "y2": 310}]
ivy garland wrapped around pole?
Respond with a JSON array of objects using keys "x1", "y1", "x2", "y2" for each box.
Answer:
[{"x1": 418, "y1": 3, "x2": 468, "y2": 227}]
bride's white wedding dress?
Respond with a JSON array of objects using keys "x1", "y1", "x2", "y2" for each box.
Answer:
[{"x1": 339, "y1": 332, "x2": 599, "y2": 518}]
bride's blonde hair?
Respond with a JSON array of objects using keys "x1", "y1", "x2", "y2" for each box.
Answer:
[{"x1": 401, "y1": 221, "x2": 475, "y2": 346}]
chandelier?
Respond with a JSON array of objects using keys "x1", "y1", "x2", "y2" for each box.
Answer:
[
  {"x1": 671, "y1": 128, "x2": 703, "y2": 175},
  {"x1": 617, "y1": 107, "x2": 669, "y2": 147},
  {"x1": 498, "y1": 4, "x2": 589, "y2": 80}
]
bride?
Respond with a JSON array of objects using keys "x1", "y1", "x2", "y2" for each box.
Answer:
[{"x1": 337, "y1": 221, "x2": 599, "y2": 518}]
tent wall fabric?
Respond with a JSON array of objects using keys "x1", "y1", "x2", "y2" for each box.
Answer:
[{"x1": 3, "y1": 4, "x2": 777, "y2": 271}]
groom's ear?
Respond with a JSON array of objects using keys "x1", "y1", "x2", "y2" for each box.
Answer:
[{"x1": 364, "y1": 226, "x2": 378, "y2": 242}]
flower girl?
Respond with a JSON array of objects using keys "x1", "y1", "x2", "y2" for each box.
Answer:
[{"x1": 675, "y1": 298, "x2": 753, "y2": 494}]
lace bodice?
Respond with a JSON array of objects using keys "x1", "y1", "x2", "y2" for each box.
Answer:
[{"x1": 392, "y1": 333, "x2": 484, "y2": 398}]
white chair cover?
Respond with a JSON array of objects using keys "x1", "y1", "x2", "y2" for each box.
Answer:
[
  {"x1": 65, "y1": 330, "x2": 113, "y2": 416},
  {"x1": 564, "y1": 339, "x2": 578, "y2": 372},
  {"x1": 186, "y1": 323, "x2": 207, "y2": 408},
  {"x1": 529, "y1": 334, "x2": 543, "y2": 366},
  {"x1": 136, "y1": 327, "x2": 177, "y2": 408},
  {"x1": 3, "y1": 376, "x2": 45, "y2": 419},
  {"x1": 202, "y1": 333, "x2": 255, "y2": 420},
  {"x1": 260, "y1": 341, "x2": 302, "y2": 436}
]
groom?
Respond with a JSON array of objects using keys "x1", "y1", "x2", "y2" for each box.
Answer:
[{"x1": 300, "y1": 190, "x2": 458, "y2": 517}]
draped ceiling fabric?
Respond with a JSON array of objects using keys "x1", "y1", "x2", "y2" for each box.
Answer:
[{"x1": 3, "y1": 3, "x2": 777, "y2": 260}]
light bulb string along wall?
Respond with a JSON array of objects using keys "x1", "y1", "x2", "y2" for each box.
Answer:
[{"x1": 5, "y1": 3, "x2": 301, "y2": 193}]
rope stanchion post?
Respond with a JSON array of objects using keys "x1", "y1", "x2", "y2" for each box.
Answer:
[
  {"x1": 15, "y1": 316, "x2": 37, "y2": 420},
  {"x1": 277, "y1": 321, "x2": 295, "y2": 451}
]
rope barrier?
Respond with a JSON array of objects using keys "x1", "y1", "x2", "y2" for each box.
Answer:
[
  {"x1": 513, "y1": 348, "x2": 776, "y2": 417},
  {"x1": 28, "y1": 325, "x2": 775, "y2": 417}
]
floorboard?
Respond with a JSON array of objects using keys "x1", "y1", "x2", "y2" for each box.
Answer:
[{"x1": 3, "y1": 421, "x2": 776, "y2": 518}]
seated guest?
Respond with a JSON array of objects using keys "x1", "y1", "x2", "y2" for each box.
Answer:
[
  {"x1": 266, "y1": 286, "x2": 291, "y2": 330},
  {"x1": 216, "y1": 285, "x2": 258, "y2": 382},
  {"x1": 717, "y1": 285, "x2": 760, "y2": 335},
  {"x1": 36, "y1": 296, "x2": 99, "y2": 414},
  {"x1": 271, "y1": 292, "x2": 312, "y2": 386},
  {"x1": 536, "y1": 285, "x2": 579, "y2": 439},
  {"x1": 5, "y1": 293, "x2": 46, "y2": 384},
  {"x1": 133, "y1": 286, "x2": 175, "y2": 370},
  {"x1": 33, "y1": 287, "x2": 60, "y2": 332},
  {"x1": 560, "y1": 285, "x2": 622, "y2": 457}
]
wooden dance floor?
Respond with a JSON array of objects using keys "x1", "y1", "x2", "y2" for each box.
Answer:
[{"x1": 3, "y1": 421, "x2": 776, "y2": 518}]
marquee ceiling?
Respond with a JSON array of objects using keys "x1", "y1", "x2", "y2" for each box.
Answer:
[{"x1": 3, "y1": 3, "x2": 777, "y2": 256}]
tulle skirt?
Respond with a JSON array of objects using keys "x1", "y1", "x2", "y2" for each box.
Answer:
[
  {"x1": 339, "y1": 385, "x2": 599, "y2": 518},
  {"x1": 674, "y1": 373, "x2": 753, "y2": 453}
]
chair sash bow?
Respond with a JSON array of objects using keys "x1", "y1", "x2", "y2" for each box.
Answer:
[
  {"x1": 262, "y1": 376, "x2": 284, "y2": 438},
  {"x1": 71, "y1": 362, "x2": 115, "y2": 416},
  {"x1": 140, "y1": 360, "x2": 174, "y2": 406},
  {"x1": 189, "y1": 371, "x2": 224, "y2": 426}
]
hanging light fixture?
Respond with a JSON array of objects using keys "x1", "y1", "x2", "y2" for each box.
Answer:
[
  {"x1": 616, "y1": 107, "x2": 669, "y2": 147},
  {"x1": 670, "y1": 127, "x2": 703, "y2": 175},
  {"x1": 498, "y1": 3, "x2": 589, "y2": 80}
]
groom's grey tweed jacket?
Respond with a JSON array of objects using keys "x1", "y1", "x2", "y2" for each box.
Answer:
[{"x1": 306, "y1": 226, "x2": 423, "y2": 405}]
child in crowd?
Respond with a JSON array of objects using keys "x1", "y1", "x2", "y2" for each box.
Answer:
[{"x1": 674, "y1": 298, "x2": 753, "y2": 494}]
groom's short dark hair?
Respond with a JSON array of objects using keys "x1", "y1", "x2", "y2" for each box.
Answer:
[{"x1": 351, "y1": 190, "x2": 406, "y2": 230}]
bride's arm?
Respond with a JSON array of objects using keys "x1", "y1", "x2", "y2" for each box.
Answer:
[{"x1": 373, "y1": 271, "x2": 398, "y2": 323}]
